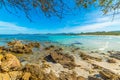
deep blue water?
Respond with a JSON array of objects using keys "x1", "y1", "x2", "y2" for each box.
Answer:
[{"x1": 0, "y1": 34, "x2": 120, "y2": 51}]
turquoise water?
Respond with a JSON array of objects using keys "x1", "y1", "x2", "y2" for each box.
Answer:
[{"x1": 0, "y1": 34, "x2": 120, "y2": 51}]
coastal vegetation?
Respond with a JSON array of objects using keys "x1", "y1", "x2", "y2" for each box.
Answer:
[
  {"x1": 45, "y1": 31, "x2": 120, "y2": 36},
  {"x1": 79, "y1": 31, "x2": 120, "y2": 35},
  {"x1": 0, "y1": 0, "x2": 120, "y2": 21}
]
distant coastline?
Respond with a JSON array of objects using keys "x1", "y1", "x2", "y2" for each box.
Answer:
[
  {"x1": 50, "y1": 31, "x2": 120, "y2": 36},
  {"x1": 0, "y1": 31, "x2": 120, "y2": 36}
]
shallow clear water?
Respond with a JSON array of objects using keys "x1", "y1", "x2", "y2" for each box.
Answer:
[{"x1": 0, "y1": 34, "x2": 120, "y2": 51}]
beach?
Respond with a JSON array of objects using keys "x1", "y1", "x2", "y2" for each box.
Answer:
[{"x1": 0, "y1": 35, "x2": 120, "y2": 80}]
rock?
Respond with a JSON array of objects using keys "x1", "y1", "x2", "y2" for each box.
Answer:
[
  {"x1": 44, "y1": 45, "x2": 55, "y2": 50},
  {"x1": 6, "y1": 41, "x2": 40, "y2": 54},
  {"x1": 23, "y1": 64, "x2": 45, "y2": 80},
  {"x1": 7, "y1": 40, "x2": 23, "y2": 47},
  {"x1": 27, "y1": 42, "x2": 40, "y2": 48},
  {"x1": 99, "y1": 70, "x2": 120, "y2": 80},
  {"x1": 45, "y1": 52, "x2": 76, "y2": 69},
  {"x1": 110, "y1": 52, "x2": 120, "y2": 60},
  {"x1": 44, "y1": 71, "x2": 58, "y2": 80},
  {"x1": 88, "y1": 76, "x2": 103, "y2": 80},
  {"x1": 0, "y1": 72, "x2": 10, "y2": 80},
  {"x1": 1, "y1": 53, "x2": 21, "y2": 71},
  {"x1": 80, "y1": 52, "x2": 102, "y2": 61},
  {"x1": 23, "y1": 64, "x2": 58, "y2": 80},
  {"x1": 8, "y1": 71, "x2": 23, "y2": 80},
  {"x1": 0, "y1": 54, "x2": 3, "y2": 65},
  {"x1": 22, "y1": 72, "x2": 31, "y2": 80},
  {"x1": 107, "y1": 58, "x2": 116, "y2": 63},
  {"x1": 77, "y1": 76, "x2": 86, "y2": 80},
  {"x1": 59, "y1": 71, "x2": 85, "y2": 80}
]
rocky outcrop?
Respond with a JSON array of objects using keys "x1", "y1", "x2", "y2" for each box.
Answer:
[
  {"x1": 45, "y1": 52, "x2": 76, "y2": 69},
  {"x1": 0, "y1": 53, "x2": 31, "y2": 80},
  {"x1": 6, "y1": 40, "x2": 40, "y2": 54}
]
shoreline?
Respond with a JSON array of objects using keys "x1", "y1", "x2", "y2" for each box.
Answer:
[{"x1": 0, "y1": 40, "x2": 120, "y2": 79}]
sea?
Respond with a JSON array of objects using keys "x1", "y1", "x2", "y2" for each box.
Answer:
[{"x1": 0, "y1": 34, "x2": 120, "y2": 52}]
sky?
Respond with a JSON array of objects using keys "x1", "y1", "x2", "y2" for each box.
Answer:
[{"x1": 0, "y1": 2, "x2": 120, "y2": 34}]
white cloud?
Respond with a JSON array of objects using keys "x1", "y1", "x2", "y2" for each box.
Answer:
[
  {"x1": 0, "y1": 21, "x2": 28, "y2": 31},
  {"x1": 59, "y1": 16, "x2": 120, "y2": 33},
  {"x1": 0, "y1": 21, "x2": 40, "y2": 34}
]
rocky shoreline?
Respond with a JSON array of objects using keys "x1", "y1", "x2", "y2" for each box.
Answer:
[{"x1": 0, "y1": 40, "x2": 120, "y2": 80}]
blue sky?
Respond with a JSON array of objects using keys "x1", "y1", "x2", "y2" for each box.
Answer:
[{"x1": 0, "y1": 4, "x2": 120, "y2": 34}]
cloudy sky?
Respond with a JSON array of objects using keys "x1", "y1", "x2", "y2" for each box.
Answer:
[{"x1": 0, "y1": 3, "x2": 120, "y2": 34}]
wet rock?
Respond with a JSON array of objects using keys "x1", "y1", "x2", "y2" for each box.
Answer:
[
  {"x1": 99, "y1": 70, "x2": 120, "y2": 80},
  {"x1": 88, "y1": 76, "x2": 103, "y2": 80},
  {"x1": 110, "y1": 52, "x2": 120, "y2": 60},
  {"x1": 1, "y1": 53, "x2": 21, "y2": 71},
  {"x1": 107, "y1": 58, "x2": 116, "y2": 63},
  {"x1": 46, "y1": 52, "x2": 76, "y2": 69},
  {"x1": 107, "y1": 50, "x2": 115, "y2": 54},
  {"x1": 27, "y1": 42, "x2": 40, "y2": 48},
  {"x1": 44, "y1": 45, "x2": 56, "y2": 51},
  {"x1": 7, "y1": 41, "x2": 32, "y2": 54},
  {"x1": 80, "y1": 52, "x2": 102, "y2": 62}
]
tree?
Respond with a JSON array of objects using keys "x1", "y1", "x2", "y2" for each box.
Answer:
[{"x1": 0, "y1": 0, "x2": 120, "y2": 21}]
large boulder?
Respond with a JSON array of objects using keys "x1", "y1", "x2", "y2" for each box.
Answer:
[{"x1": 1, "y1": 53, "x2": 21, "y2": 72}]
